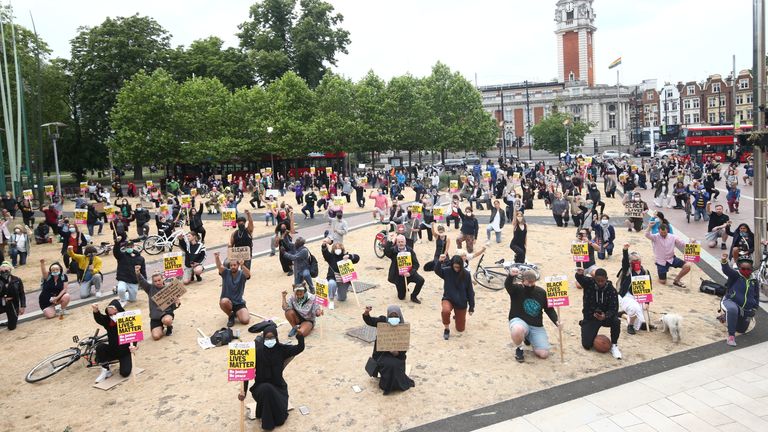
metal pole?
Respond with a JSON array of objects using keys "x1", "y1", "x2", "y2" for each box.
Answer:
[
  {"x1": 52, "y1": 133, "x2": 62, "y2": 202},
  {"x1": 616, "y1": 69, "x2": 622, "y2": 151},
  {"x1": 566, "y1": 126, "x2": 570, "y2": 156},
  {"x1": 752, "y1": 0, "x2": 766, "y2": 284},
  {"x1": 525, "y1": 80, "x2": 532, "y2": 160},
  {"x1": 500, "y1": 90, "x2": 506, "y2": 163}
]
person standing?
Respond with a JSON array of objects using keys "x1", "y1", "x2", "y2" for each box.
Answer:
[
  {"x1": 113, "y1": 240, "x2": 147, "y2": 304},
  {"x1": 434, "y1": 254, "x2": 475, "y2": 340},
  {"x1": 384, "y1": 234, "x2": 424, "y2": 303},
  {"x1": 505, "y1": 268, "x2": 560, "y2": 362},
  {"x1": 509, "y1": 212, "x2": 528, "y2": 264},
  {"x1": 229, "y1": 210, "x2": 254, "y2": 269},
  {"x1": 0, "y1": 261, "x2": 25, "y2": 329},
  {"x1": 215, "y1": 252, "x2": 251, "y2": 328},
  {"x1": 575, "y1": 267, "x2": 623, "y2": 359}
]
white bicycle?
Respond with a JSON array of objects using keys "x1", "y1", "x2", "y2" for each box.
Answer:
[{"x1": 142, "y1": 229, "x2": 186, "y2": 255}]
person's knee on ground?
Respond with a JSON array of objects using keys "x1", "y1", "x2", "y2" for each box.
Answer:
[
  {"x1": 533, "y1": 349, "x2": 550, "y2": 359},
  {"x1": 152, "y1": 327, "x2": 165, "y2": 340}
]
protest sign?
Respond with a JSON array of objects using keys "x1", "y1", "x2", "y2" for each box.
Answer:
[
  {"x1": 630, "y1": 275, "x2": 653, "y2": 303},
  {"x1": 309, "y1": 167, "x2": 316, "y2": 175},
  {"x1": 338, "y1": 259, "x2": 358, "y2": 283},
  {"x1": 326, "y1": 167, "x2": 333, "y2": 175},
  {"x1": 319, "y1": 188, "x2": 329, "y2": 199},
  {"x1": 449, "y1": 180, "x2": 459, "y2": 193},
  {"x1": 544, "y1": 276, "x2": 570, "y2": 308},
  {"x1": 376, "y1": 322, "x2": 410, "y2": 351},
  {"x1": 433, "y1": 207, "x2": 445, "y2": 221},
  {"x1": 23, "y1": 189, "x2": 33, "y2": 200},
  {"x1": 116, "y1": 310, "x2": 144, "y2": 344},
  {"x1": 227, "y1": 174, "x2": 233, "y2": 183},
  {"x1": 265, "y1": 167, "x2": 272, "y2": 176},
  {"x1": 80, "y1": 182, "x2": 88, "y2": 193},
  {"x1": 152, "y1": 278, "x2": 187, "y2": 311},
  {"x1": 460, "y1": 175, "x2": 467, "y2": 184},
  {"x1": 409, "y1": 204, "x2": 423, "y2": 219},
  {"x1": 45, "y1": 185, "x2": 54, "y2": 196},
  {"x1": 512, "y1": 172, "x2": 521, "y2": 182},
  {"x1": 146, "y1": 180, "x2": 153, "y2": 189},
  {"x1": 314, "y1": 280, "x2": 329, "y2": 308},
  {"x1": 570, "y1": 241, "x2": 589, "y2": 262},
  {"x1": 228, "y1": 246, "x2": 251, "y2": 262},
  {"x1": 624, "y1": 202, "x2": 645, "y2": 218},
  {"x1": 74, "y1": 209, "x2": 88, "y2": 225},
  {"x1": 482, "y1": 171, "x2": 491, "y2": 182},
  {"x1": 227, "y1": 342, "x2": 256, "y2": 381},
  {"x1": 105, "y1": 206, "x2": 117, "y2": 222},
  {"x1": 222, "y1": 209, "x2": 237, "y2": 227},
  {"x1": 333, "y1": 196, "x2": 345, "y2": 206},
  {"x1": 159, "y1": 204, "x2": 169, "y2": 217},
  {"x1": 684, "y1": 243, "x2": 701, "y2": 263},
  {"x1": 180, "y1": 195, "x2": 191, "y2": 209},
  {"x1": 190, "y1": 188, "x2": 197, "y2": 196},
  {"x1": 93, "y1": 202, "x2": 105, "y2": 213},
  {"x1": 163, "y1": 252, "x2": 184, "y2": 279},
  {"x1": 397, "y1": 252, "x2": 412, "y2": 275}
]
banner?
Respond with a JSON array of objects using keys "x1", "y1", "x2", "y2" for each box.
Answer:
[
  {"x1": 116, "y1": 310, "x2": 144, "y2": 345},
  {"x1": 105, "y1": 205, "x2": 117, "y2": 222},
  {"x1": 222, "y1": 209, "x2": 237, "y2": 227},
  {"x1": 630, "y1": 274, "x2": 653, "y2": 303},
  {"x1": 314, "y1": 280, "x2": 329, "y2": 307},
  {"x1": 624, "y1": 202, "x2": 645, "y2": 218},
  {"x1": 570, "y1": 242, "x2": 589, "y2": 262},
  {"x1": 338, "y1": 259, "x2": 358, "y2": 283},
  {"x1": 449, "y1": 180, "x2": 459, "y2": 193},
  {"x1": 45, "y1": 185, "x2": 54, "y2": 196},
  {"x1": 544, "y1": 275, "x2": 570, "y2": 308},
  {"x1": 684, "y1": 243, "x2": 701, "y2": 263},
  {"x1": 74, "y1": 209, "x2": 88, "y2": 225},
  {"x1": 180, "y1": 195, "x2": 191, "y2": 209},
  {"x1": 397, "y1": 252, "x2": 412, "y2": 275},
  {"x1": 227, "y1": 342, "x2": 256, "y2": 381},
  {"x1": 163, "y1": 252, "x2": 184, "y2": 279}
]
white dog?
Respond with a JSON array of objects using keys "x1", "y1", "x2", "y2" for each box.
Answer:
[{"x1": 659, "y1": 313, "x2": 683, "y2": 343}]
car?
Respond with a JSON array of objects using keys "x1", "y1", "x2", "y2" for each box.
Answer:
[
  {"x1": 633, "y1": 147, "x2": 651, "y2": 157},
  {"x1": 465, "y1": 155, "x2": 481, "y2": 166},
  {"x1": 436, "y1": 159, "x2": 466, "y2": 172},
  {"x1": 602, "y1": 150, "x2": 632, "y2": 160},
  {"x1": 657, "y1": 149, "x2": 678, "y2": 158}
]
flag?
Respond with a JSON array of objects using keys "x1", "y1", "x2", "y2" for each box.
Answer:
[{"x1": 608, "y1": 57, "x2": 622, "y2": 69}]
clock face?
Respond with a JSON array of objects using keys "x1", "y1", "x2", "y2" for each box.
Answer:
[{"x1": 566, "y1": 2, "x2": 574, "y2": 12}]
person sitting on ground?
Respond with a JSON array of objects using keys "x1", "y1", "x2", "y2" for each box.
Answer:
[
  {"x1": 91, "y1": 300, "x2": 137, "y2": 382},
  {"x1": 136, "y1": 266, "x2": 180, "y2": 340},
  {"x1": 720, "y1": 253, "x2": 759, "y2": 346},
  {"x1": 505, "y1": 268, "x2": 560, "y2": 362},
  {"x1": 644, "y1": 223, "x2": 692, "y2": 287},
  {"x1": 177, "y1": 232, "x2": 206, "y2": 285},
  {"x1": 434, "y1": 254, "x2": 475, "y2": 340},
  {"x1": 68, "y1": 245, "x2": 103, "y2": 298},
  {"x1": 575, "y1": 267, "x2": 623, "y2": 359},
  {"x1": 38, "y1": 259, "x2": 70, "y2": 319},
  {"x1": 0, "y1": 261, "x2": 25, "y2": 329},
  {"x1": 362, "y1": 305, "x2": 415, "y2": 395},
  {"x1": 616, "y1": 244, "x2": 655, "y2": 335},
  {"x1": 214, "y1": 252, "x2": 251, "y2": 328},
  {"x1": 282, "y1": 283, "x2": 322, "y2": 338},
  {"x1": 320, "y1": 238, "x2": 360, "y2": 304}
]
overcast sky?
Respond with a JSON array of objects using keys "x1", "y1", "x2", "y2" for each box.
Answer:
[{"x1": 19, "y1": 0, "x2": 756, "y2": 88}]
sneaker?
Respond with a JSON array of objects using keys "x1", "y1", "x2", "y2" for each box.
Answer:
[
  {"x1": 515, "y1": 347, "x2": 525, "y2": 363},
  {"x1": 727, "y1": 336, "x2": 737, "y2": 346},
  {"x1": 227, "y1": 312, "x2": 236, "y2": 328},
  {"x1": 610, "y1": 344, "x2": 622, "y2": 359},
  {"x1": 95, "y1": 291, "x2": 103, "y2": 298},
  {"x1": 195, "y1": 274, "x2": 202, "y2": 282},
  {"x1": 287, "y1": 271, "x2": 293, "y2": 276},
  {"x1": 165, "y1": 326, "x2": 173, "y2": 336},
  {"x1": 627, "y1": 324, "x2": 636, "y2": 335},
  {"x1": 410, "y1": 296, "x2": 421, "y2": 304},
  {"x1": 721, "y1": 243, "x2": 727, "y2": 250},
  {"x1": 638, "y1": 323, "x2": 656, "y2": 331},
  {"x1": 95, "y1": 368, "x2": 113, "y2": 383},
  {"x1": 328, "y1": 301, "x2": 335, "y2": 310},
  {"x1": 288, "y1": 327, "x2": 297, "y2": 338}
]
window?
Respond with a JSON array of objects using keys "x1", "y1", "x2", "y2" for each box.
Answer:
[
  {"x1": 720, "y1": 95, "x2": 727, "y2": 106},
  {"x1": 663, "y1": 103, "x2": 669, "y2": 111},
  {"x1": 692, "y1": 98, "x2": 700, "y2": 108},
  {"x1": 747, "y1": 93, "x2": 753, "y2": 104},
  {"x1": 644, "y1": 120, "x2": 650, "y2": 127},
  {"x1": 747, "y1": 110, "x2": 753, "y2": 120},
  {"x1": 609, "y1": 113, "x2": 616, "y2": 128},
  {"x1": 739, "y1": 79, "x2": 749, "y2": 89},
  {"x1": 652, "y1": 105, "x2": 658, "y2": 112},
  {"x1": 672, "y1": 102, "x2": 678, "y2": 110},
  {"x1": 719, "y1": 112, "x2": 725, "y2": 123},
  {"x1": 712, "y1": 83, "x2": 721, "y2": 93},
  {"x1": 644, "y1": 106, "x2": 649, "y2": 113},
  {"x1": 708, "y1": 97, "x2": 717, "y2": 108},
  {"x1": 685, "y1": 114, "x2": 692, "y2": 124},
  {"x1": 671, "y1": 115, "x2": 678, "y2": 125},
  {"x1": 647, "y1": 91, "x2": 654, "y2": 100},
  {"x1": 684, "y1": 99, "x2": 691, "y2": 109},
  {"x1": 736, "y1": 94, "x2": 744, "y2": 105},
  {"x1": 738, "y1": 111, "x2": 744, "y2": 121},
  {"x1": 687, "y1": 85, "x2": 695, "y2": 95},
  {"x1": 666, "y1": 90, "x2": 674, "y2": 98},
  {"x1": 708, "y1": 112, "x2": 717, "y2": 123},
  {"x1": 692, "y1": 113, "x2": 700, "y2": 123},
  {"x1": 569, "y1": 72, "x2": 575, "y2": 81},
  {"x1": 611, "y1": 135, "x2": 617, "y2": 145}
]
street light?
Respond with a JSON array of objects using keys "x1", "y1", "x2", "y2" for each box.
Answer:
[
  {"x1": 498, "y1": 120, "x2": 507, "y2": 163},
  {"x1": 41, "y1": 122, "x2": 66, "y2": 206},
  {"x1": 563, "y1": 118, "x2": 572, "y2": 157},
  {"x1": 267, "y1": 126, "x2": 274, "y2": 172}
]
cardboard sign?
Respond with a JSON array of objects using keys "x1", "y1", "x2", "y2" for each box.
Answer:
[
  {"x1": 545, "y1": 275, "x2": 570, "y2": 308},
  {"x1": 376, "y1": 322, "x2": 410, "y2": 352},
  {"x1": 222, "y1": 209, "x2": 237, "y2": 227},
  {"x1": 624, "y1": 202, "x2": 645, "y2": 218},
  {"x1": 163, "y1": 252, "x2": 184, "y2": 279},
  {"x1": 449, "y1": 180, "x2": 459, "y2": 193},
  {"x1": 116, "y1": 310, "x2": 144, "y2": 345},
  {"x1": 265, "y1": 189, "x2": 279, "y2": 199},
  {"x1": 308, "y1": 166, "x2": 315, "y2": 175},
  {"x1": 105, "y1": 205, "x2": 117, "y2": 222},
  {"x1": 45, "y1": 185, "x2": 54, "y2": 196},
  {"x1": 159, "y1": 204, "x2": 169, "y2": 217},
  {"x1": 180, "y1": 195, "x2": 191, "y2": 209},
  {"x1": 80, "y1": 182, "x2": 88, "y2": 192},
  {"x1": 397, "y1": 252, "x2": 412, "y2": 275},
  {"x1": 228, "y1": 246, "x2": 251, "y2": 262},
  {"x1": 326, "y1": 167, "x2": 332, "y2": 175},
  {"x1": 433, "y1": 207, "x2": 445, "y2": 221},
  {"x1": 227, "y1": 342, "x2": 256, "y2": 382},
  {"x1": 314, "y1": 280, "x2": 329, "y2": 307},
  {"x1": 151, "y1": 278, "x2": 187, "y2": 311},
  {"x1": 571, "y1": 242, "x2": 589, "y2": 262},
  {"x1": 630, "y1": 274, "x2": 653, "y2": 303},
  {"x1": 338, "y1": 259, "x2": 358, "y2": 283},
  {"x1": 93, "y1": 202, "x2": 105, "y2": 213},
  {"x1": 74, "y1": 209, "x2": 88, "y2": 225},
  {"x1": 23, "y1": 189, "x2": 33, "y2": 200},
  {"x1": 146, "y1": 180, "x2": 154, "y2": 189},
  {"x1": 482, "y1": 171, "x2": 491, "y2": 182},
  {"x1": 684, "y1": 243, "x2": 701, "y2": 263}
]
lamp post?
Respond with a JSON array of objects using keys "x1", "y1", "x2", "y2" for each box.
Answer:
[
  {"x1": 267, "y1": 126, "x2": 274, "y2": 172},
  {"x1": 563, "y1": 118, "x2": 572, "y2": 157},
  {"x1": 41, "y1": 122, "x2": 66, "y2": 205}
]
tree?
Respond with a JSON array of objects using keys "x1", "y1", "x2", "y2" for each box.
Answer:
[
  {"x1": 169, "y1": 36, "x2": 255, "y2": 91},
  {"x1": 68, "y1": 14, "x2": 171, "y2": 178},
  {"x1": 173, "y1": 77, "x2": 233, "y2": 164},
  {"x1": 312, "y1": 73, "x2": 357, "y2": 152},
  {"x1": 354, "y1": 70, "x2": 388, "y2": 164},
  {"x1": 238, "y1": 0, "x2": 350, "y2": 87},
  {"x1": 264, "y1": 71, "x2": 316, "y2": 157},
  {"x1": 529, "y1": 110, "x2": 593, "y2": 155},
  {"x1": 383, "y1": 75, "x2": 431, "y2": 165},
  {"x1": 226, "y1": 85, "x2": 270, "y2": 160}
]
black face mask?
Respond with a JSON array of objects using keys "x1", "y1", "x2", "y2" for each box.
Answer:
[{"x1": 238, "y1": 223, "x2": 245, "y2": 230}]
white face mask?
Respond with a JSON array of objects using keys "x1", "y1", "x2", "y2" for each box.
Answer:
[
  {"x1": 387, "y1": 317, "x2": 400, "y2": 326},
  {"x1": 601, "y1": 220, "x2": 609, "y2": 226},
  {"x1": 334, "y1": 249, "x2": 343, "y2": 256},
  {"x1": 264, "y1": 339, "x2": 277, "y2": 348}
]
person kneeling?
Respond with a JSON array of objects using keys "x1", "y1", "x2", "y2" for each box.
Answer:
[
  {"x1": 617, "y1": 244, "x2": 655, "y2": 334},
  {"x1": 576, "y1": 268, "x2": 623, "y2": 359},
  {"x1": 505, "y1": 268, "x2": 559, "y2": 362},
  {"x1": 362, "y1": 305, "x2": 415, "y2": 395},
  {"x1": 282, "y1": 284, "x2": 322, "y2": 338},
  {"x1": 137, "y1": 266, "x2": 180, "y2": 340},
  {"x1": 91, "y1": 300, "x2": 137, "y2": 382}
]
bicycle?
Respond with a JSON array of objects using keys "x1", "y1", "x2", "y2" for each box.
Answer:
[
  {"x1": 142, "y1": 228, "x2": 187, "y2": 255},
  {"x1": 473, "y1": 255, "x2": 540, "y2": 291},
  {"x1": 756, "y1": 244, "x2": 768, "y2": 302},
  {"x1": 373, "y1": 221, "x2": 402, "y2": 259},
  {"x1": 25, "y1": 329, "x2": 116, "y2": 383}
]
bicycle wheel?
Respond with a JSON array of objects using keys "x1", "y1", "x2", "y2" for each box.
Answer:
[
  {"x1": 517, "y1": 265, "x2": 541, "y2": 281},
  {"x1": 373, "y1": 233, "x2": 386, "y2": 259},
  {"x1": 26, "y1": 348, "x2": 80, "y2": 383},
  {"x1": 473, "y1": 267, "x2": 506, "y2": 291},
  {"x1": 142, "y1": 236, "x2": 163, "y2": 255}
]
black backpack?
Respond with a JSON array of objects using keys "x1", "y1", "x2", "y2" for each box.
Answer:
[
  {"x1": 209, "y1": 328, "x2": 235, "y2": 347},
  {"x1": 309, "y1": 253, "x2": 319, "y2": 278}
]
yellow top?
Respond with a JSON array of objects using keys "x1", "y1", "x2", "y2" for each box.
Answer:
[{"x1": 67, "y1": 250, "x2": 103, "y2": 273}]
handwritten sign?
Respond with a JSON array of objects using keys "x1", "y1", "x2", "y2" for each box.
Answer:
[
  {"x1": 74, "y1": 209, "x2": 88, "y2": 225},
  {"x1": 376, "y1": 322, "x2": 410, "y2": 352},
  {"x1": 45, "y1": 185, "x2": 54, "y2": 196},
  {"x1": 23, "y1": 189, "x2": 33, "y2": 200},
  {"x1": 228, "y1": 246, "x2": 251, "y2": 262},
  {"x1": 449, "y1": 180, "x2": 459, "y2": 193},
  {"x1": 151, "y1": 278, "x2": 187, "y2": 311},
  {"x1": 163, "y1": 252, "x2": 184, "y2": 279},
  {"x1": 338, "y1": 259, "x2": 358, "y2": 283},
  {"x1": 630, "y1": 274, "x2": 653, "y2": 303},
  {"x1": 180, "y1": 195, "x2": 191, "y2": 209},
  {"x1": 684, "y1": 243, "x2": 701, "y2": 263},
  {"x1": 222, "y1": 209, "x2": 237, "y2": 227},
  {"x1": 314, "y1": 280, "x2": 329, "y2": 307},
  {"x1": 116, "y1": 310, "x2": 144, "y2": 345},
  {"x1": 227, "y1": 342, "x2": 256, "y2": 381},
  {"x1": 545, "y1": 275, "x2": 570, "y2": 308},
  {"x1": 80, "y1": 182, "x2": 88, "y2": 193},
  {"x1": 397, "y1": 252, "x2": 412, "y2": 275},
  {"x1": 105, "y1": 205, "x2": 117, "y2": 222},
  {"x1": 624, "y1": 202, "x2": 645, "y2": 218},
  {"x1": 571, "y1": 242, "x2": 589, "y2": 262}
]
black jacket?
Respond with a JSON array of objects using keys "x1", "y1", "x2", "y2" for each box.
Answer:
[
  {"x1": 113, "y1": 246, "x2": 146, "y2": 284},
  {"x1": 384, "y1": 241, "x2": 420, "y2": 283},
  {"x1": 617, "y1": 248, "x2": 652, "y2": 297},
  {"x1": 189, "y1": 203, "x2": 204, "y2": 231},
  {"x1": 575, "y1": 272, "x2": 619, "y2": 322},
  {"x1": 93, "y1": 299, "x2": 130, "y2": 353},
  {"x1": 434, "y1": 260, "x2": 475, "y2": 310},
  {"x1": 0, "y1": 274, "x2": 26, "y2": 308},
  {"x1": 321, "y1": 243, "x2": 360, "y2": 280},
  {"x1": 457, "y1": 208, "x2": 479, "y2": 238},
  {"x1": 134, "y1": 208, "x2": 151, "y2": 226},
  {"x1": 178, "y1": 237, "x2": 206, "y2": 267},
  {"x1": 488, "y1": 207, "x2": 506, "y2": 229}
]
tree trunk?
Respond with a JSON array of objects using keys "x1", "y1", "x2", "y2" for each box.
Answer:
[{"x1": 133, "y1": 162, "x2": 143, "y2": 181}]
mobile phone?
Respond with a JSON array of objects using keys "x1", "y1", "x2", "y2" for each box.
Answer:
[
  {"x1": 352, "y1": 385, "x2": 362, "y2": 393},
  {"x1": 298, "y1": 406, "x2": 310, "y2": 415}
]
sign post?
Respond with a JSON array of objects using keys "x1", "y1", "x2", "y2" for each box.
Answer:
[
  {"x1": 314, "y1": 280, "x2": 329, "y2": 338},
  {"x1": 545, "y1": 275, "x2": 570, "y2": 363}
]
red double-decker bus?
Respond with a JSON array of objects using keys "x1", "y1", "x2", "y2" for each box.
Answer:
[{"x1": 680, "y1": 124, "x2": 753, "y2": 163}]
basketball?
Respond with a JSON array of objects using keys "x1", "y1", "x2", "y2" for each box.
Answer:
[{"x1": 593, "y1": 335, "x2": 611, "y2": 353}]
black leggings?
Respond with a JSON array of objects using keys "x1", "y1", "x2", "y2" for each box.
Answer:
[
  {"x1": 192, "y1": 227, "x2": 206, "y2": 243},
  {"x1": 0, "y1": 302, "x2": 20, "y2": 330},
  {"x1": 95, "y1": 344, "x2": 133, "y2": 377},
  {"x1": 417, "y1": 224, "x2": 433, "y2": 241},
  {"x1": 580, "y1": 318, "x2": 621, "y2": 348},
  {"x1": 445, "y1": 215, "x2": 460, "y2": 229},
  {"x1": 553, "y1": 214, "x2": 569, "y2": 227},
  {"x1": 510, "y1": 244, "x2": 526, "y2": 263}
]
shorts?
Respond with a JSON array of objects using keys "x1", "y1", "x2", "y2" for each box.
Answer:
[
  {"x1": 705, "y1": 229, "x2": 724, "y2": 242},
  {"x1": 508, "y1": 317, "x2": 550, "y2": 350},
  {"x1": 655, "y1": 256, "x2": 685, "y2": 280},
  {"x1": 295, "y1": 313, "x2": 315, "y2": 327},
  {"x1": 230, "y1": 302, "x2": 247, "y2": 313},
  {"x1": 150, "y1": 312, "x2": 174, "y2": 329},
  {"x1": 374, "y1": 207, "x2": 387, "y2": 218}
]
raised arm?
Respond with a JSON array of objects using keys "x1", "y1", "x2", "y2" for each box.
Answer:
[
  {"x1": 40, "y1": 258, "x2": 49, "y2": 279},
  {"x1": 245, "y1": 209, "x2": 254, "y2": 234},
  {"x1": 214, "y1": 252, "x2": 224, "y2": 274}
]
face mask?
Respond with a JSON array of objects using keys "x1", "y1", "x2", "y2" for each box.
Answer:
[
  {"x1": 334, "y1": 249, "x2": 343, "y2": 256},
  {"x1": 631, "y1": 262, "x2": 642, "y2": 272},
  {"x1": 264, "y1": 339, "x2": 277, "y2": 349},
  {"x1": 125, "y1": 248, "x2": 134, "y2": 254},
  {"x1": 14, "y1": 230, "x2": 20, "y2": 234},
  {"x1": 387, "y1": 317, "x2": 400, "y2": 326},
  {"x1": 51, "y1": 271, "x2": 61, "y2": 277},
  {"x1": 336, "y1": 214, "x2": 343, "y2": 220},
  {"x1": 601, "y1": 220, "x2": 609, "y2": 226},
  {"x1": 739, "y1": 268, "x2": 753, "y2": 278},
  {"x1": 238, "y1": 223, "x2": 245, "y2": 230}
]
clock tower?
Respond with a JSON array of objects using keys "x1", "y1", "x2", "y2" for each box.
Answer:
[{"x1": 555, "y1": 0, "x2": 596, "y2": 87}]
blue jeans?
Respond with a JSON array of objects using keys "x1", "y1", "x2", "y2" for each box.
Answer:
[
  {"x1": 293, "y1": 268, "x2": 315, "y2": 293},
  {"x1": 302, "y1": 204, "x2": 315, "y2": 218},
  {"x1": 694, "y1": 207, "x2": 709, "y2": 221},
  {"x1": 10, "y1": 249, "x2": 27, "y2": 266},
  {"x1": 265, "y1": 213, "x2": 275, "y2": 225},
  {"x1": 328, "y1": 279, "x2": 351, "y2": 301},
  {"x1": 597, "y1": 242, "x2": 614, "y2": 259},
  {"x1": 87, "y1": 220, "x2": 104, "y2": 236}
]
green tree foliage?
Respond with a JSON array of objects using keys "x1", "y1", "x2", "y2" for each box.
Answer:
[
  {"x1": 238, "y1": 0, "x2": 350, "y2": 87},
  {"x1": 353, "y1": 71, "x2": 389, "y2": 159},
  {"x1": 173, "y1": 77, "x2": 233, "y2": 163},
  {"x1": 264, "y1": 71, "x2": 316, "y2": 156},
  {"x1": 529, "y1": 110, "x2": 593, "y2": 154},
  {"x1": 383, "y1": 75, "x2": 431, "y2": 162},
  {"x1": 169, "y1": 37, "x2": 255, "y2": 91},
  {"x1": 312, "y1": 73, "x2": 358, "y2": 153}
]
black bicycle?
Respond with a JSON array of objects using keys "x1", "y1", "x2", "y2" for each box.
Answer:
[{"x1": 25, "y1": 329, "x2": 115, "y2": 383}]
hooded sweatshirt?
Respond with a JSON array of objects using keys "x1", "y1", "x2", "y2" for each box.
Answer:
[
  {"x1": 722, "y1": 261, "x2": 759, "y2": 312},
  {"x1": 434, "y1": 260, "x2": 476, "y2": 310},
  {"x1": 575, "y1": 272, "x2": 619, "y2": 322},
  {"x1": 92, "y1": 299, "x2": 130, "y2": 353}
]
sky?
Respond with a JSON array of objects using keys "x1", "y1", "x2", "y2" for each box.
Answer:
[{"x1": 17, "y1": 0, "x2": 757, "y2": 88}]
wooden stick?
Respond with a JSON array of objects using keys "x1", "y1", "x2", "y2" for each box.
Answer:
[
  {"x1": 196, "y1": 328, "x2": 206, "y2": 338},
  {"x1": 404, "y1": 275, "x2": 409, "y2": 294},
  {"x1": 557, "y1": 306, "x2": 564, "y2": 363},
  {"x1": 646, "y1": 303, "x2": 651, "y2": 333},
  {"x1": 350, "y1": 281, "x2": 361, "y2": 306},
  {"x1": 132, "y1": 351, "x2": 138, "y2": 383},
  {"x1": 239, "y1": 385, "x2": 245, "y2": 432}
]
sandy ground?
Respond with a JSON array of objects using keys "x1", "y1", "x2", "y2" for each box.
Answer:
[{"x1": 0, "y1": 186, "x2": 727, "y2": 432}]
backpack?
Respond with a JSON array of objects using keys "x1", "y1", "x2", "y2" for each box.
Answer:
[
  {"x1": 309, "y1": 253, "x2": 319, "y2": 278},
  {"x1": 209, "y1": 328, "x2": 235, "y2": 347}
]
